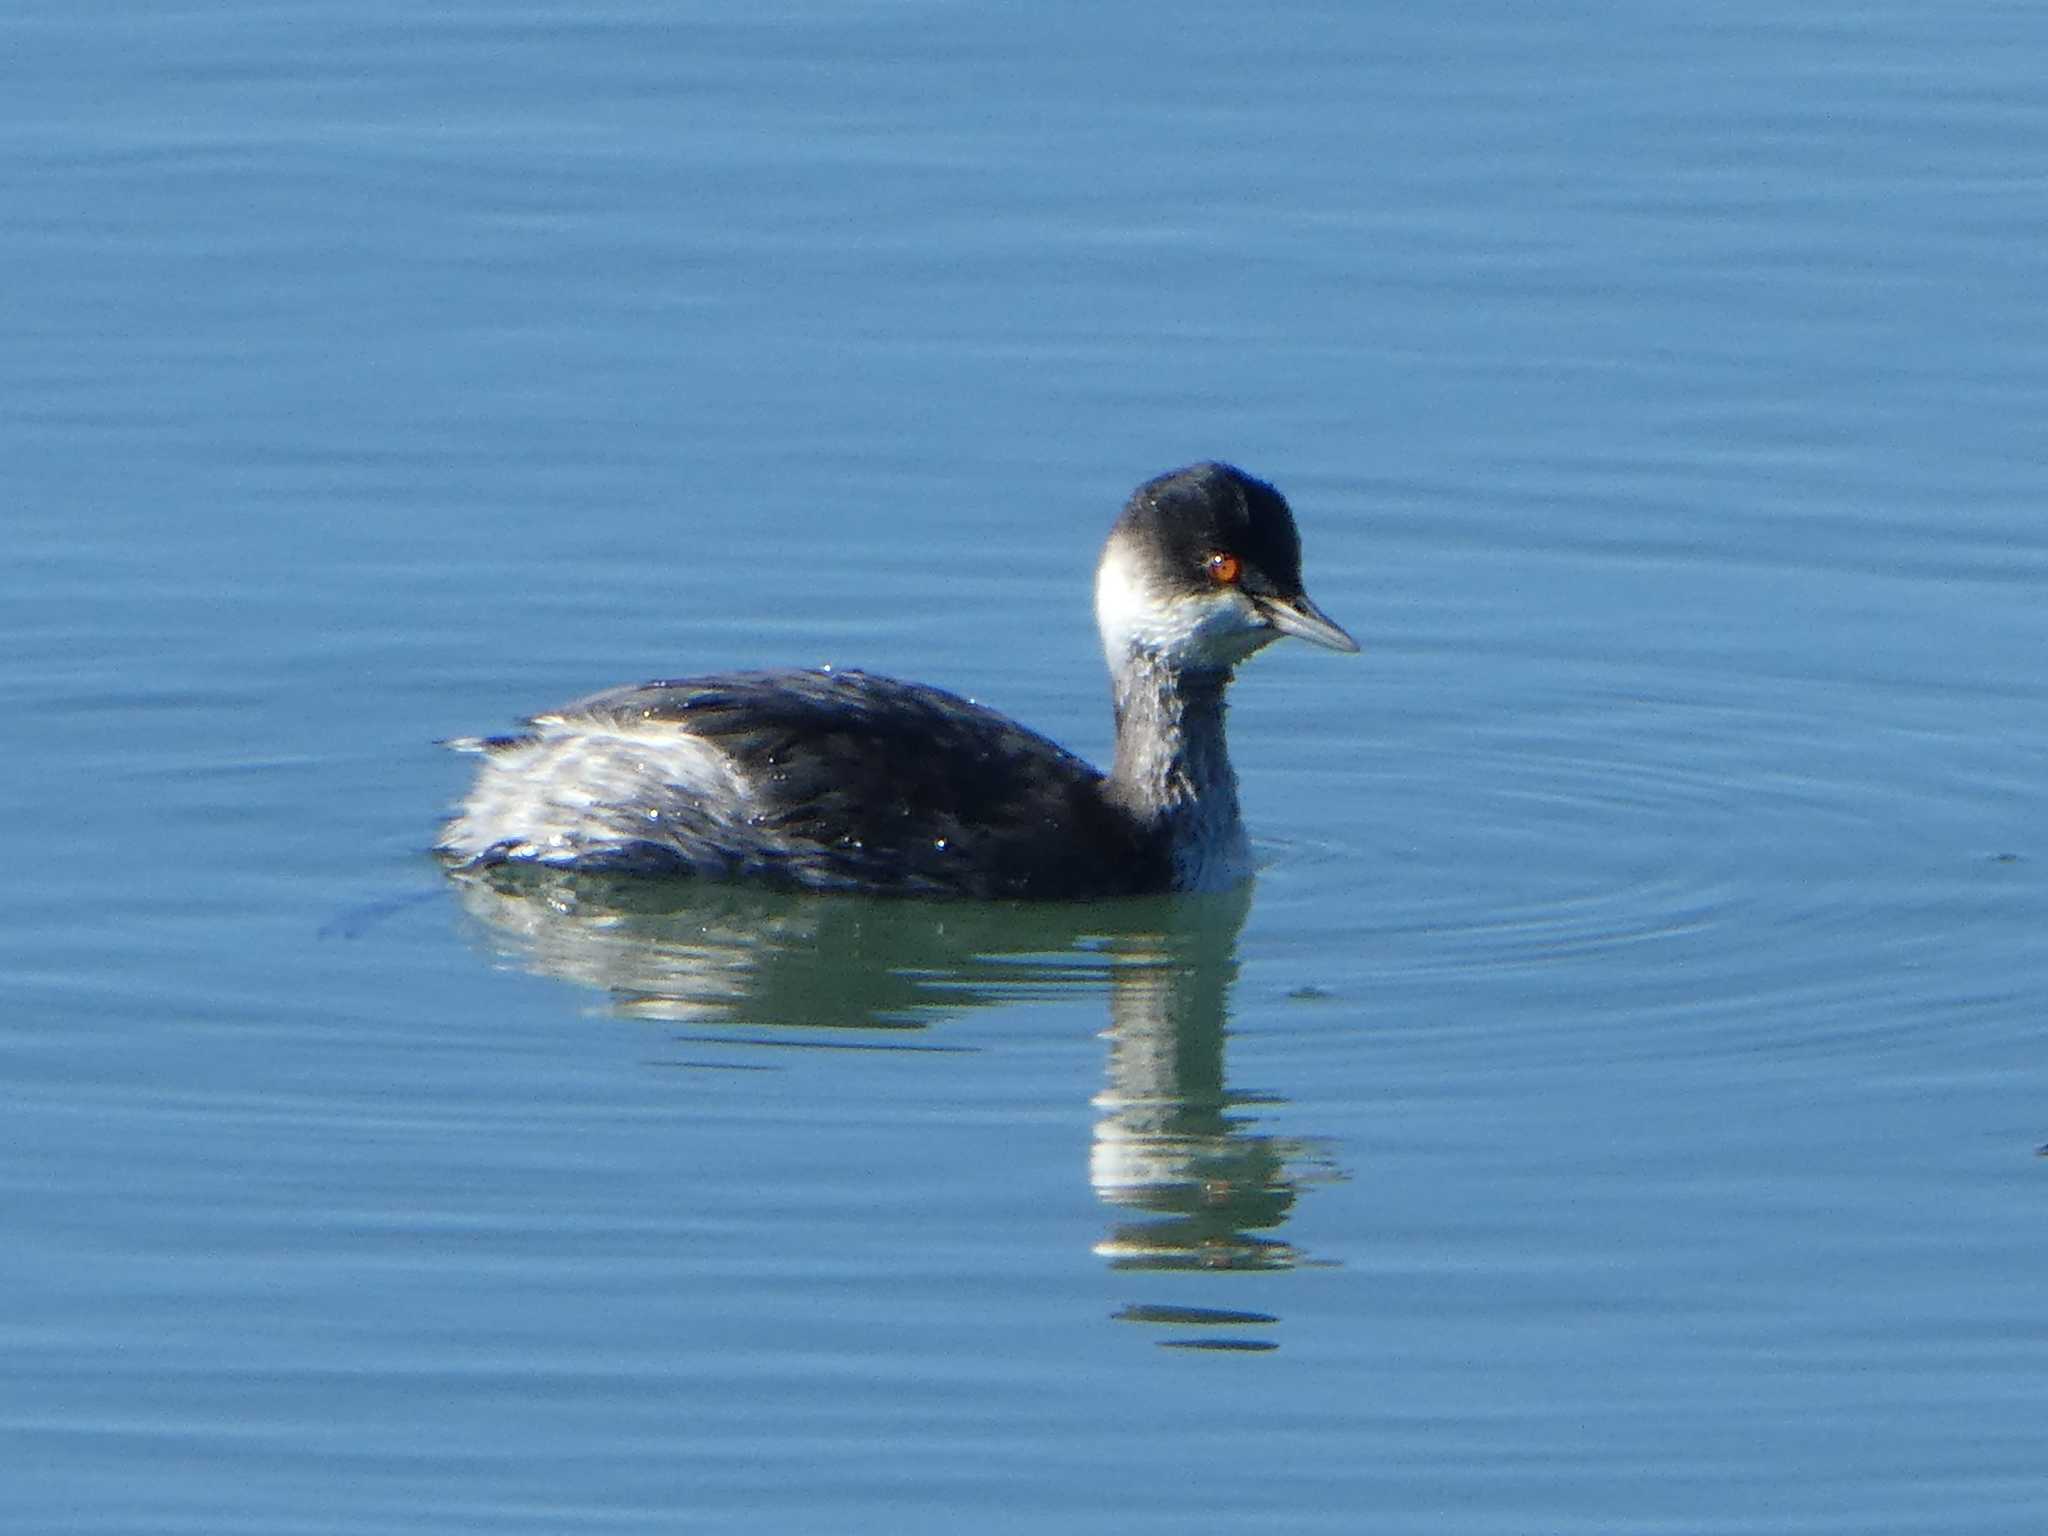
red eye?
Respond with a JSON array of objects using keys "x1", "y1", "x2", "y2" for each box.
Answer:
[{"x1": 1205, "y1": 552, "x2": 1242, "y2": 585}]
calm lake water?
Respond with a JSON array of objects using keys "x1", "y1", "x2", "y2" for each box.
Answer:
[{"x1": 6, "y1": 2, "x2": 2046, "y2": 1531}]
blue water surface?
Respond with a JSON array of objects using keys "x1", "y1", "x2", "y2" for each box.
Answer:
[{"x1": 4, "y1": 2, "x2": 2046, "y2": 1532}]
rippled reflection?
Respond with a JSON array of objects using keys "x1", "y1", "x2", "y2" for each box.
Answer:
[
  {"x1": 448, "y1": 866, "x2": 1341, "y2": 1285},
  {"x1": 1089, "y1": 894, "x2": 1341, "y2": 1274}
]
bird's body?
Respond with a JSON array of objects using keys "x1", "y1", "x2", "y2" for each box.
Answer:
[
  {"x1": 443, "y1": 668, "x2": 1179, "y2": 898},
  {"x1": 438, "y1": 463, "x2": 1356, "y2": 900}
]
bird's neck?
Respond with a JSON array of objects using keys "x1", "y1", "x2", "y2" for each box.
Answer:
[{"x1": 1106, "y1": 651, "x2": 1249, "y2": 890}]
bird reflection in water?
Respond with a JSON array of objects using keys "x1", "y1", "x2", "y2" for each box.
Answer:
[
  {"x1": 447, "y1": 866, "x2": 1342, "y2": 1281},
  {"x1": 1088, "y1": 891, "x2": 1341, "y2": 1274}
]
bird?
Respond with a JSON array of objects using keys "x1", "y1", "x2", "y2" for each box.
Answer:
[{"x1": 437, "y1": 462, "x2": 1357, "y2": 899}]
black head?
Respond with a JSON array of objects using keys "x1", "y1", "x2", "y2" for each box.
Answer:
[
  {"x1": 1115, "y1": 462, "x2": 1308, "y2": 602},
  {"x1": 1096, "y1": 462, "x2": 1357, "y2": 667}
]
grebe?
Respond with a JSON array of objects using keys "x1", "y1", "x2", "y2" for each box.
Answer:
[{"x1": 437, "y1": 462, "x2": 1357, "y2": 899}]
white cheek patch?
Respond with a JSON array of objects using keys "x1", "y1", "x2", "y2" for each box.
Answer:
[
  {"x1": 1093, "y1": 541, "x2": 1156, "y2": 664},
  {"x1": 1095, "y1": 542, "x2": 1272, "y2": 670}
]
